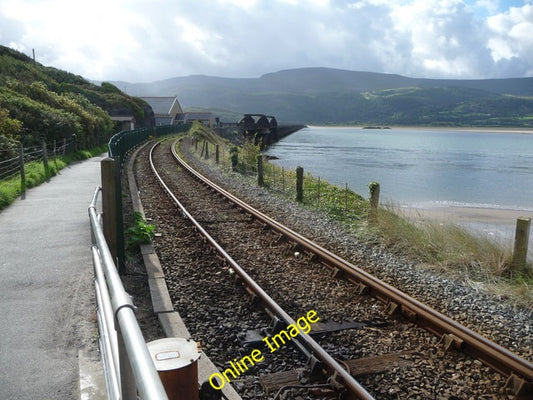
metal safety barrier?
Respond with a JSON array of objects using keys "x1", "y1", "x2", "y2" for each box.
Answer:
[
  {"x1": 108, "y1": 124, "x2": 191, "y2": 168},
  {"x1": 89, "y1": 187, "x2": 169, "y2": 400}
]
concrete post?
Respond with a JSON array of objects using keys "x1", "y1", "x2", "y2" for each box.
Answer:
[{"x1": 511, "y1": 217, "x2": 531, "y2": 272}]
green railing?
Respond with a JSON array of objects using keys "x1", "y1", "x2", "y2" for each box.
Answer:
[
  {"x1": 105, "y1": 123, "x2": 191, "y2": 272},
  {"x1": 108, "y1": 124, "x2": 191, "y2": 167}
]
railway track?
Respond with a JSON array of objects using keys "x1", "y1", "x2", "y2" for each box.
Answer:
[{"x1": 134, "y1": 137, "x2": 533, "y2": 399}]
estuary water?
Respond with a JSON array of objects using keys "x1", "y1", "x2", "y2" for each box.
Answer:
[{"x1": 265, "y1": 126, "x2": 533, "y2": 211}]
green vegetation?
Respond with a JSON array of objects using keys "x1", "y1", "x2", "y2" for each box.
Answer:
[
  {"x1": 125, "y1": 211, "x2": 155, "y2": 250},
  {"x1": 0, "y1": 45, "x2": 153, "y2": 159},
  {"x1": 185, "y1": 126, "x2": 532, "y2": 306},
  {"x1": 0, "y1": 143, "x2": 107, "y2": 209}
]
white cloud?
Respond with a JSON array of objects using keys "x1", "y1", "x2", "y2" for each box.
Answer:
[
  {"x1": 486, "y1": 4, "x2": 533, "y2": 75},
  {"x1": 0, "y1": 0, "x2": 532, "y2": 81}
]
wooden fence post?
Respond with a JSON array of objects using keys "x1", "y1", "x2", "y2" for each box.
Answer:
[
  {"x1": 215, "y1": 144, "x2": 219, "y2": 164},
  {"x1": 257, "y1": 155, "x2": 264, "y2": 186},
  {"x1": 204, "y1": 141, "x2": 209, "y2": 159},
  {"x1": 368, "y1": 182, "x2": 380, "y2": 223},
  {"x1": 19, "y1": 143, "x2": 26, "y2": 199},
  {"x1": 42, "y1": 140, "x2": 50, "y2": 182},
  {"x1": 296, "y1": 166, "x2": 304, "y2": 202},
  {"x1": 101, "y1": 158, "x2": 118, "y2": 268},
  {"x1": 511, "y1": 217, "x2": 531, "y2": 272}
]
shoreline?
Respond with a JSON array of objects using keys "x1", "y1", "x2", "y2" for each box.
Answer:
[{"x1": 305, "y1": 125, "x2": 533, "y2": 134}]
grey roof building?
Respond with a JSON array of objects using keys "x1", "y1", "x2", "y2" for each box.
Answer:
[{"x1": 140, "y1": 97, "x2": 184, "y2": 125}]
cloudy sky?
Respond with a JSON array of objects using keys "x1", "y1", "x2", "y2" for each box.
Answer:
[{"x1": 1, "y1": 0, "x2": 532, "y2": 82}]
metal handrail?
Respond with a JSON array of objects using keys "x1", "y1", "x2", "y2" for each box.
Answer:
[{"x1": 89, "y1": 187, "x2": 169, "y2": 400}]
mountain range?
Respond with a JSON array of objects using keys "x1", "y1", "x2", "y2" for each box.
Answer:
[{"x1": 113, "y1": 67, "x2": 533, "y2": 126}]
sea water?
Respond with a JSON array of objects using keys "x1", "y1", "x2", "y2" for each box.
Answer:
[
  {"x1": 265, "y1": 127, "x2": 533, "y2": 210},
  {"x1": 265, "y1": 127, "x2": 533, "y2": 248}
]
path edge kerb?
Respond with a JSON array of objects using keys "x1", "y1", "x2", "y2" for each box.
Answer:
[{"x1": 125, "y1": 140, "x2": 241, "y2": 400}]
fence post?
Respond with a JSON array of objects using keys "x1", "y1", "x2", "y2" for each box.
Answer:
[
  {"x1": 53, "y1": 140, "x2": 58, "y2": 171},
  {"x1": 368, "y1": 182, "x2": 380, "y2": 223},
  {"x1": 230, "y1": 148, "x2": 238, "y2": 171},
  {"x1": 257, "y1": 155, "x2": 264, "y2": 186},
  {"x1": 115, "y1": 156, "x2": 125, "y2": 274},
  {"x1": 19, "y1": 143, "x2": 26, "y2": 199},
  {"x1": 42, "y1": 139, "x2": 50, "y2": 182},
  {"x1": 345, "y1": 183, "x2": 348, "y2": 215},
  {"x1": 511, "y1": 217, "x2": 531, "y2": 272},
  {"x1": 317, "y1": 177, "x2": 321, "y2": 206},
  {"x1": 204, "y1": 141, "x2": 209, "y2": 159},
  {"x1": 282, "y1": 167, "x2": 285, "y2": 193},
  {"x1": 101, "y1": 158, "x2": 118, "y2": 268},
  {"x1": 215, "y1": 145, "x2": 219, "y2": 164},
  {"x1": 296, "y1": 166, "x2": 304, "y2": 202}
]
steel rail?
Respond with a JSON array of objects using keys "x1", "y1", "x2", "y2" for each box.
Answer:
[
  {"x1": 149, "y1": 141, "x2": 377, "y2": 400},
  {"x1": 168, "y1": 139, "x2": 533, "y2": 387}
]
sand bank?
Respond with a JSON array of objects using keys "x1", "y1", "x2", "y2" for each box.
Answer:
[{"x1": 400, "y1": 206, "x2": 533, "y2": 226}]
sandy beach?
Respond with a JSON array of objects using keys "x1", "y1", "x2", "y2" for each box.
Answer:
[
  {"x1": 401, "y1": 205, "x2": 533, "y2": 226},
  {"x1": 400, "y1": 205, "x2": 533, "y2": 252}
]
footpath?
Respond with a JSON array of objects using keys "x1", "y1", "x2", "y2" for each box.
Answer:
[{"x1": 0, "y1": 155, "x2": 106, "y2": 400}]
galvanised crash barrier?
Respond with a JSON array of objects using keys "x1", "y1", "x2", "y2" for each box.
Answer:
[{"x1": 89, "y1": 187, "x2": 169, "y2": 400}]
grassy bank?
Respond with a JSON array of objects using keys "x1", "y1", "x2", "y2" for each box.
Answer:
[
  {"x1": 187, "y1": 125, "x2": 532, "y2": 306},
  {"x1": 0, "y1": 144, "x2": 107, "y2": 210}
]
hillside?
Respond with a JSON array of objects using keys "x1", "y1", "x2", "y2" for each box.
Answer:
[
  {"x1": 0, "y1": 46, "x2": 154, "y2": 159},
  {"x1": 113, "y1": 67, "x2": 533, "y2": 126}
]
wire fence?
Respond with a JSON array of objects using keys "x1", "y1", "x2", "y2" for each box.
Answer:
[
  {"x1": 190, "y1": 137, "x2": 371, "y2": 222},
  {"x1": 0, "y1": 137, "x2": 77, "y2": 183}
]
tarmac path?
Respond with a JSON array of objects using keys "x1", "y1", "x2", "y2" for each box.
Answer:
[{"x1": 0, "y1": 155, "x2": 104, "y2": 399}]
